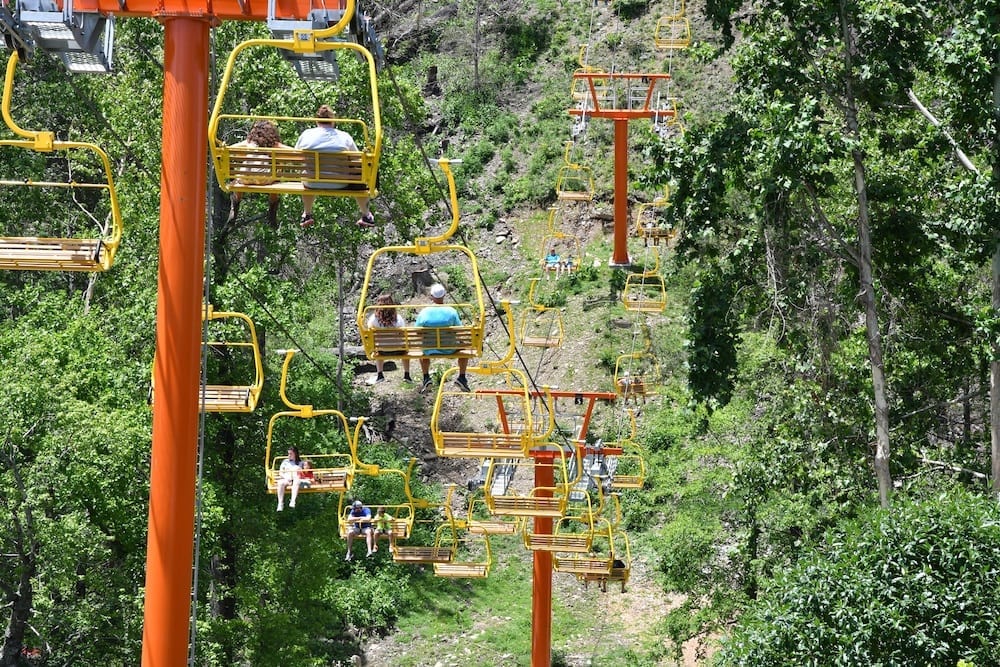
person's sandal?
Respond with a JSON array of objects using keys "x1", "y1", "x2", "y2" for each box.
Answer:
[
  {"x1": 300, "y1": 213, "x2": 315, "y2": 228},
  {"x1": 357, "y1": 211, "x2": 376, "y2": 228}
]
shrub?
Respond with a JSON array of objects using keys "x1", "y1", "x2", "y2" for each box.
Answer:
[{"x1": 716, "y1": 488, "x2": 1000, "y2": 666}]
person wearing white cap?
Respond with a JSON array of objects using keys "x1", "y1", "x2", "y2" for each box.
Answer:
[
  {"x1": 414, "y1": 283, "x2": 470, "y2": 393},
  {"x1": 345, "y1": 499, "x2": 374, "y2": 560}
]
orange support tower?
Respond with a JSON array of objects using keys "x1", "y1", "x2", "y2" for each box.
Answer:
[
  {"x1": 568, "y1": 72, "x2": 673, "y2": 266},
  {"x1": 490, "y1": 389, "x2": 618, "y2": 667},
  {"x1": 24, "y1": 1, "x2": 346, "y2": 665}
]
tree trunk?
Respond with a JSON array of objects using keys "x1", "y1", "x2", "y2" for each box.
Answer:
[
  {"x1": 0, "y1": 569, "x2": 34, "y2": 667},
  {"x1": 0, "y1": 441, "x2": 39, "y2": 667},
  {"x1": 991, "y1": 245, "x2": 1000, "y2": 495},
  {"x1": 840, "y1": 2, "x2": 892, "y2": 507},
  {"x1": 990, "y1": 54, "x2": 1000, "y2": 496}
]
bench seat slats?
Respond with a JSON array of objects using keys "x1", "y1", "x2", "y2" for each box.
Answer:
[
  {"x1": 524, "y1": 532, "x2": 592, "y2": 552},
  {"x1": 364, "y1": 326, "x2": 479, "y2": 359},
  {"x1": 222, "y1": 146, "x2": 375, "y2": 196},
  {"x1": 0, "y1": 237, "x2": 106, "y2": 271},
  {"x1": 392, "y1": 546, "x2": 454, "y2": 564},
  {"x1": 436, "y1": 432, "x2": 526, "y2": 458},
  {"x1": 488, "y1": 495, "x2": 565, "y2": 518}
]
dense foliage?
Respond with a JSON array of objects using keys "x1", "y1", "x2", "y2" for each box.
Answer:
[
  {"x1": 717, "y1": 487, "x2": 1000, "y2": 666},
  {"x1": 2, "y1": 0, "x2": 1000, "y2": 664}
]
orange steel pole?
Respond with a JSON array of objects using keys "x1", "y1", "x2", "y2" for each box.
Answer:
[
  {"x1": 141, "y1": 17, "x2": 209, "y2": 667},
  {"x1": 530, "y1": 452, "x2": 554, "y2": 667},
  {"x1": 611, "y1": 118, "x2": 630, "y2": 266}
]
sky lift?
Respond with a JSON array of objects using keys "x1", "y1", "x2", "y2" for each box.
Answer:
[
  {"x1": 608, "y1": 440, "x2": 647, "y2": 490},
  {"x1": 338, "y1": 462, "x2": 417, "y2": 550},
  {"x1": 653, "y1": 1, "x2": 692, "y2": 51},
  {"x1": 539, "y1": 228, "x2": 583, "y2": 276},
  {"x1": 484, "y1": 452, "x2": 570, "y2": 519},
  {"x1": 264, "y1": 350, "x2": 362, "y2": 495},
  {"x1": 208, "y1": 11, "x2": 382, "y2": 199},
  {"x1": 523, "y1": 477, "x2": 595, "y2": 553},
  {"x1": 464, "y1": 494, "x2": 519, "y2": 536},
  {"x1": 357, "y1": 159, "x2": 487, "y2": 361},
  {"x1": 431, "y1": 366, "x2": 539, "y2": 458},
  {"x1": 613, "y1": 351, "x2": 660, "y2": 403},
  {"x1": 622, "y1": 254, "x2": 667, "y2": 313},
  {"x1": 0, "y1": 51, "x2": 122, "y2": 271},
  {"x1": 433, "y1": 529, "x2": 492, "y2": 578},
  {"x1": 602, "y1": 409, "x2": 647, "y2": 490},
  {"x1": 652, "y1": 96, "x2": 685, "y2": 140},
  {"x1": 520, "y1": 278, "x2": 565, "y2": 348},
  {"x1": 551, "y1": 516, "x2": 615, "y2": 577},
  {"x1": 504, "y1": 390, "x2": 557, "y2": 440},
  {"x1": 575, "y1": 530, "x2": 632, "y2": 593},
  {"x1": 570, "y1": 44, "x2": 610, "y2": 104},
  {"x1": 149, "y1": 305, "x2": 264, "y2": 412},
  {"x1": 634, "y1": 188, "x2": 679, "y2": 247},
  {"x1": 555, "y1": 141, "x2": 595, "y2": 202},
  {"x1": 198, "y1": 306, "x2": 265, "y2": 412},
  {"x1": 392, "y1": 483, "x2": 458, "y2": 564}
]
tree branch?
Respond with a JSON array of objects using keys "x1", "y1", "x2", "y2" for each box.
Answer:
[
  {"x1": 801, "y1": 181, "x2": 862, "y2": 267},
  {"x1": 907, "y1": 89, "x2": 980, "y2": 176}
]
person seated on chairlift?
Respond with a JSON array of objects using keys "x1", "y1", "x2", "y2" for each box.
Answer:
[
  {"x1": 296, "y1": 104, "x2": 375, "y2": 230},
  {"x1": 544, "y1": 248, "x2": 561, "y2": 278},
  {"x1": 345, "y1": 499, "x2": 375, "y2": 560}
]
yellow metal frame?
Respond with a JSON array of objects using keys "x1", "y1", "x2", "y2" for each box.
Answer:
[
  {"x1": 576, "y1": 530, "x2": 632, "y2": 592},
  {"x1": 519, "y1": 278, "x2": 565, "y2": 348},
  {"x1": 552, "y1": 517, "x2": 615, "y2": 575},
  {"x1": 622, "y1": 255, "x2": 667, "y2": 313},
  {"x1": 504, "y1": 391, "x2": 557, "y2": 440},
  {"x1": 464, "y1": 494, "x2": 520, "y2": 536},
  {"x1": 356, "y1": 160, "x2": 487, "y2": 360},
  {"x1": 337, "y1": 492, "x2": 414, "y2": 540},
  {"x1": 571, "y1": 45, "x2": 610, "y2": 103},
  {"x1": 614, "y1": 353, "x2": 661, "y2": 401},
  {"x1": 264, "y1": 350, "x2": 362, "y2": 494},
  {"x1": 523, "y1": 488, "x2": 595, "y2": 553},
  {"x1": 634, "y1": 189, "x2": 679, "y2": 246},
  {"x1": 431, "y1": 366, "x2": 536, "y2": 458},
  {"x1": 393, "y1": 483, "x2": 458, "y2": 564},
  {"x1": 484, "y1": 453, "x2": 570, "y2": 518},
  {"x1": 208, "y1": 11, "x2": 382, "y2": 198},
  {"x1": 555, "y1": 141, "x2": 594, "y2": 202},
  {"x1": 0, "y1": 52, "x2": 123, "y2": 272},
  {"x1": 654, "y1": 2, "x2": 692, "y2": 50},
  {"x1": 199, "y1": 305, "x2": 265, "y2": 412},
  {"x1": 433, "y1": 530, "x2": 492, "y2": 578}
]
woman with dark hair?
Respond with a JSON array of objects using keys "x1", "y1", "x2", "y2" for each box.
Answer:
[
  {"x1": 276, "y1": 446, "x2": 304, "y2": 511},
  {"x1": 365, "y1": 293, "x2": 412, "y2": 384},
  {"x1": 229, "y1": 119, "x2": 290, "y2": 227}
]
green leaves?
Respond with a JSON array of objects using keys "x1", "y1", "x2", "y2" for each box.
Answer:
[{"x1": 717, "y1": 488, "x2": 1000, "y2": 665}]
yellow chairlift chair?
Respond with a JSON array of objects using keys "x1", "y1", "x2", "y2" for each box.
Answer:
[
  {"x1": 0, "y1": 51, "x2": 122, "y2": 271},
  {"x1": 208, "y1": 5, "x2": 381, "y2": 202}
]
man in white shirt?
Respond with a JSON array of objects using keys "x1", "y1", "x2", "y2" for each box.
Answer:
[{"x1": 295, "y1": 104, "x2": 374, "y2": 229}]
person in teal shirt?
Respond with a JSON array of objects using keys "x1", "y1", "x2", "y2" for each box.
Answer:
[
  {"x1": 544, "y1": 248, "x2": 561, "y2": 278},
  {"x1": 415, "y1": 283, "x2": 470, "y2": 393}
]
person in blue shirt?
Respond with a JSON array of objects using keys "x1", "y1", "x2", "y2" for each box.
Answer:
[
  {"x1": 415, "y1": 283, "x2": 470, "y2": 393},
  {"x1": 296, "y1": 104, "x2": 375, "y2": 229},
  {"x1": 345, "y1": 499, "x2": 375, "y2": 560},
  {"x1": 544, "y1": 248, "x2": 561, "y2": 279}
]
